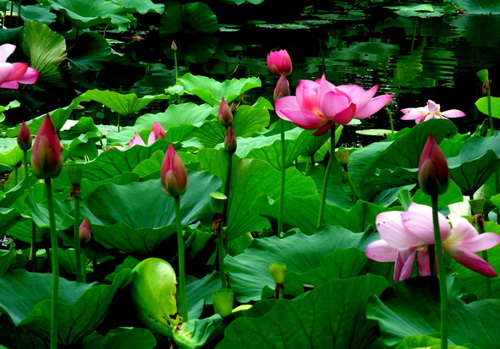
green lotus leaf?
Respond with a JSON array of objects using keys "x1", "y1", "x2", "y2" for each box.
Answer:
[
  {"x1": 67, "y1": 32, "x2": 114, "y2": 71},
  {"x1": 160, "y1": 2, "x2": 218, "y2": 35},
  {"x1": 476, "y1": 96, "x2": 500, "y2": 118},
  {"x1": 111, "y1": 0, "x2": 164, "y2": 14},
  {"x1": 83, "y1": 328, "x2": 156, "y2": 349},
  {"x1": 20, "y1": 5, "x2": 57, "y2": 24}
]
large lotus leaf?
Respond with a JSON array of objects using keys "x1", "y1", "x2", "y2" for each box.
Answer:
[
  {"x1": 47, "y1": 0, "x2": 131, "y2": 29},
  {"x1": 0, "y1": 269, "x2": 132, "y2": 345},
  {"x1": 187, "y1": 272, "x2": 220, "y2": 320},
  {"x1": 111, "y1": 0, "x2": 164, "y2": 14},
  {"x1": 83, "y1": 328, "x2": 156, "y2": 349},
  {"x1": 192, "y1": 105, "x2": 269, "y2": 148},
  {"x1": 217, "y1": 275, "x2": 388, "y2": 348},
  {"x1": 351, "y1": 119, "x2": 458, "y2": 201},
  {"x1": 225, "y1": 227, "x2": 368, "y2": 302},
  {"x1": 476, "y1": 96, "x2": 500, "y2": 118},
  {"x1": 160, "y1": 2, "x2": 218, "y2": 35},
  {"x1": 22, "y1": 188, "x2": 73, "y2": 231},
  {"x1": 83, "y1": 140, "x2": 167, "y2": 181},
  {"x1": 450, "y1": 0, "x2": 500, "y2": 14},
  {"x1": 22, "y1": 20, "x2": 66, "y2": 86},
  {"x1": 412, "y1": 180, "x2": 465, "y2": 208},
  {"x1": 82, "y1": 89, "x2": 169, "y2": 116},
  {"x1": 367, "y1": 277, "x2": 500, "y2": 347},
  {"x1": 396, "y1": 335, "x2": 478, "y2": 349},
  {"x1": 386, "y1": 4, "x2": 444, "y2": 18},
  {"x1": 447, "y1": 132, "x2": 500, "y2": 196},
  {"x1": 106, "y1": 103, "x2": 213, "y2": 145},
  {"x1": 0, "y1": 248, "x2": 17, "y2": 276},
  {"x1": 223, "y1": 0, "x2": 263, "y2": 4},
  {"x1": 174, "y1": 314, "x2": 222, "y2": 349},
  {"x1": 20, "y1": 5, "x2": 57, "y2": 24},
  {"x1": 0, "y1": 99, "x2": 19, "y2": 124},
  {"x1": 0, "y1": 138, "x2": 22, "y2": 168},
  {"x1": 81, "y1": 172, "x2": 220, "y2": 254},
  {"x1": 67, "y1": 32, "x2": 113, "y2": 71},
  {"x1": 177, "y1": 73, "x2": 261, "y2": 106}
]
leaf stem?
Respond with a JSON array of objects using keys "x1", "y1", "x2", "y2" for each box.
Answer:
[
  {"x1": 487, "y1": 86, "x2": 494, "y2": 134},
  {"x1": 278, "y1": 119, "x2": 286, "y2": 237},
  {"x1": 317, "y1": 126, "x2": 336, "y2": 229},
  {"x1": 45, "y1": 178, "x2": 59, "y2": 349},
  {"x1": 174, "y1": 195, "x2": 188, "y2": 321},
  {"x1": 431, "y1": 193, "x2": 448, "y2": 349},
  {"x1": 73, "y1": 196, "x2": 82, "y2": 282}
]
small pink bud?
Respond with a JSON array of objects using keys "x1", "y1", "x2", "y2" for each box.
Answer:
[
  {"x1": 161, "y1": 144, "x2": 187, "y2": 197},
  {"x1": 267, "y1": 49, "x2": 293, "y2": 76},
  {"x1": 31, "y1": 114, "x2": 63, "y2": 179},
  {"x1": 148, "y1": 122, "x2": 166, "y2": 144},
  {"x1": 218, "y1": 98, "x2": 233, "y2": 127},
  {"x1": 171, "y1": 41, "x2": 177, "y2": 52},
  {"x1": 17, "y1": 121, "x2": 32, "y2": 151},
  {"x1": 224, "y1": 127, "x2": 237, "y2": 154},
  {"x1": 418, "y1": 134, "x2": 449, "y2": 195},
  {"x1": 273, "y1": 74, "x2": 290, "y2": 101},
  {"x1": 79, "y1": 218, "x2": 91, "y2": 243}
]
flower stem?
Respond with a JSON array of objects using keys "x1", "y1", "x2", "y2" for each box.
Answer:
[
  {"x1": 487, "y1": 86, "x2": 494, "y2": 135},
  {"x1": 24, "y1": 151, "x2": 38, "y2": 271},
  {"x1": 317, "y1": 126, "x2": 336, "y2": 229},
  {"x1": 223, "y1": 152, "x2": 233, "y2": 225},
  {"x1": 217, "y1": 228, "x2": 227, "y2": 289},
  {"x1": 45, "y1": 178, "x2": 59, "y2": 349},
  {"x1": 388, "y1": 107, "x2": 395, "y2": 134},
  {"x1": 431, "y1": 193, "x2": 448, "y2": 349},
  {"x1": 278, "y1": 119, "x2": 286, "y2": 237},
  {"x1": 73, "y1": 197, "x2": 82, "y2": 282},
  {"x1": 174, "y1": 195, "x2": 188, "y2": 321}
]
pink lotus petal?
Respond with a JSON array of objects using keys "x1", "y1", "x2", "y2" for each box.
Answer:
[
  {"x1": 365, "y1": 240, "x2": 398, "y2": 262},
  {"x1": 318, "y1": 74, "x2": 336, "y2": 97},
  {"x1": 395, "y1": 247, "x2": 417, "y2": 281},
  {"x1": 0, "y1": 44, "x2": 15, "y2": 63},
  {"x1": 332, "y1": 103, "x2": 356, "y2": 125},
  {"x1": 444, "y1": 244, "x2": 497, "y2": 277},
  {"x1": 275, "y1": 96, "x2": 299, "y2": 122},
  {"x1": 406, "y1": 203, "x2": 452, "y2": 241},
  {"x1": 6, "y1": 62, "x2": 28, "y2": 81},
  {"x1": 279, "y1": 109, "x2": 327, "y2": 130},
  {"x1": 417, "y1": 249, "x2": 431, "y2": 276},
  {"x1": 0, "y1": 63, "x2": 13, "y2": 84},
  {"x1": 427, "y1": 100, "x2": 440, "y2": 113},
  {"x1": 447, "y1": 214, "x2": 478, "y2": 243},
  {"x1": 319, "y1": 91, "x2": 350, "y2": 118},
  {"x1": 460, "y1": 233, "x2": 500, "y2": 252},
  {"x1": 441, "y1": 109, "x2": 466, "y2": 118},
  {"x1": 376, "y1": 211, "x2": 421, "y2": 248},
  {"x1": 129, "y1": 132, "x2": 145, "y2": 147},
  {"x1": 18, "y1": 67, "x2": 39, "y2": 84},
  {"x1": 0, "y1": 80, "x2": 19, "y2": 89},
  {"x1": 312, "y1": 121, "x2": 334, "y2": 136},
  {"x1": 355, "y1": 94, "x2": 393, "y2": 119},
  {"x1": 296, "y1": 81, "x2": 319, "y2": 112},
  {"x1": 345, "y1": 84, "x2": 378, "y2": 109}
]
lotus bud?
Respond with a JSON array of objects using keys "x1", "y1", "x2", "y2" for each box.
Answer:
[
  {"x1": 210, "y1": 192, "x2": 227, "y2": 215},
  {"x1": 130, "y1": 258, "x2": 182, "y2": 336},
  {"x1": 171, "y1": 41, "x2": 177, "y2": 52},
  {"x1": 31, "y1": 114, "x2": 63, "y2": 179},
  {"x1": 148, "y1": 122, "x2": 166, "y2": 144},
  {"x1": 418, "y1": 134, "x2": 449, "y2": 196},
  {"x1": 335, "y1": 148, "x2": 349, "y2": 167},
  {"x1": 79, "y1": 218, "x2": 91, "y2": 243},
  {"x1": 211, "y1": 288, "x2": 234, "y2": 317},
  {"x1": 218, "y1": 98, "x2": 233, "y2": 127},
  {"x1": 224, "y1": 127, "x2": 237, "y2": 154},
  {"x1": 17, "y1": 121, "x2": 32, "y2": 151},
  {"x1": 268, "y1": 262, "x2": 286, "y2": 284},
  {"x1": 267, "y1": 49, "x2": 293, "y2": 76},
  {"x1": 161, "y1": 143, "x2": 187, "y2": 197},
  {"x1": 273, "y1": 74, "x2": 290, "y2": 101}
]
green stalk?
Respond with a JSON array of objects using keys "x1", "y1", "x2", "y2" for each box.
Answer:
[
  {"x1": 388, "y1": 107, "x2": 395, "y2": 134},
  {"x1": 317, "y1": 126, "x2": 336, "y2": 229},
  {"x1": 24, "y1": 151, "x2": 38, "y2": 271},
  {"x1": 431, "y1": 193, "x2": 448, "y2": 349},
  {"x1": 217, "y1": 230, "x2": 227, "y2": 289},
  {"x1": 223, "y1": 152, "x2": 233, "y2": 223},
  {"x1": 174, "y1": 196, "x2": 188, "y2": 321},
  {"x1": 73, "y1": 197, "x2": 82, "y2": 282},
  {"x1": 174, "y1": 49, "x2": 180, "y2": 104},
  {"x1": 475, "y1": 218, "x2": 491, "y2": 298},
  {"x1": 278, "y1": 119, "x2": 286, "y2": 237},
  {"x1": 487, "y1": 86, "x2": 494, "y2": 135},
  {"x1": 14, "y1": 164, "x2": 18, "y2": 185},
  {"x1": 15, "y1": 0, "x2": 21, "y2": 26},
  {"x1": 45, "y1": 178, "x2": 59, "y2": 349}
]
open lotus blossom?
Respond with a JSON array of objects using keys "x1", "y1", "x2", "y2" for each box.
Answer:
[
  {"x1": 129, "y1": 122, "x2": 166, "y2": 147},
  {"x1": 275, "y1": 74, "x2": 393, "y2": 135},
  {"x1": 401, "y1": 100, "x2": 466, "y2": 124},
  {"x1": 0, "y1": 44, "x2": 39, "y2": 89},
  {"x1": 366, "y1": 203, "x2": 500, "y2": 281}
]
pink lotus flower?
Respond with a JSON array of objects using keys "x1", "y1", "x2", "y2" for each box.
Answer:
[
  {"x1": 366, "y1": 203, "x2": 500, "y2": 281},
  {"x1": 275, "y1": 74, "x2": 393, "y2": 135},
  {"x1": 17, "y1": 121, "x2": 33, "y2": 151},
  {"x1": 79, "y1": 219, "x2": 91, "y2": 243},
  {"x1": 129, "y1": 122, "x2": 166, "y2": 147},
  {"x1": 224, "y1": 126, "x2": 236, "y2": 154},
  {"x1": 31, "y1": 114, "x2": 63, "y2": 179},
  {"x1": 401, "y1": 100, "x2": 466, "y2": 124},
  {"x1": 273, "y1": 74, "x2": 290, "y2": 101},
  {"x1": 419, "y1": 134, "x2": 449, "y2": 196},
  {"x1": 218, "y1": 98, "x2": 233, "y2": 127},
  {"x1": 267, "y1": 49, "x2": 293, "y2": 76},
  {"x1": 161, "y1": 143, "x2": 187, "y2": 197},
  {"x1": 0, "y1": 44, "x2": 39, "y2": 89}
]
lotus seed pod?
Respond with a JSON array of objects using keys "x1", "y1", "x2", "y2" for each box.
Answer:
[
  {"x1": 129, "y1": 258, "x2": 182, "y2": 337},
  {"x1": 211, "y1": 288, "x2": 234, "y2": 317},
  {"x1": 268, "y1": 262, "x2": 287, "y2": 284},
  {"x1": 210, "y1": 192, "x2": 227, "y2": 215}
]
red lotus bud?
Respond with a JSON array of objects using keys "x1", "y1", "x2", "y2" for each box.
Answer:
[
  {"x1": 267, "y1": 49, "x2": 293, "y2": 76},
  {"x1": 161, "y1": 143, "x2": 187, "y2": 197},
  {"x1": 224, "y1": 127, "x2": 237, "y2": 154},
  {"x1": 17, "y1": 121, "x2": 32, "y2": 151},
  {"x1": 218, "y1": 98, "x2": 233, "y2": 127},
  {"x1": 79, "y1": 218, "x2": 91, "y2": 243},
  {"x1": 418, "y1": 134, "x2": 449, "y2": 195},
  {"x1": 273, "y1": 74, "x2": 290, "y2": 101},
  {"x1": 171, "y1": 41, "x2": 177, "y2": 52},
  {"x1": 148, "y1": 122, "x2": 166, "y2": 144},
  {"x1": 31, "y1": 114, "x2": 63, "y2": 179}
]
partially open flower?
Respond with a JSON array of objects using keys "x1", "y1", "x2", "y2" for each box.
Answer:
[
  {"x1": 267, "y1": 49, "x2": 293, "y2": 76},
  {"x1": 17, "y1": 121, "x2": 32, "y2": 151},
  {"x1": 418, "y1": 134, "x2": 449, "y2": 196},
  {"x1": 31, "y1": 114, "x2": 63, "y2": 179},
  {"x1": 161, "y1": 144, "x2": 187, "y2": 197},
  {"x1": 148, "y1": 122, "x2": 166, "y2": 144}
]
